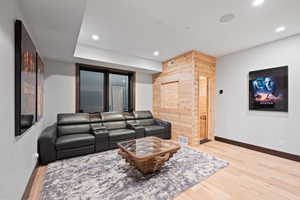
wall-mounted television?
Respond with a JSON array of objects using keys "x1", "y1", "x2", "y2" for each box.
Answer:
[{"x1": 249, "y1": 66, "x2": 288, "y2": 112}]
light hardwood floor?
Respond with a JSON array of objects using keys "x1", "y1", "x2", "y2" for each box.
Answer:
[{"x1": 27, "y1": 141, "x2": 300, "y2": 200}]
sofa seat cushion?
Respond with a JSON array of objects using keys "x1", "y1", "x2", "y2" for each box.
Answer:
[
  {"x1": 109, "y1": 129, "x2": 135, "y2": 141},
  {"x1": 56, "y1": 134, "x2": 95, "y2": 150},
  {"x1": 144, "y1": 125, "x2": 165, "y2": 135}
]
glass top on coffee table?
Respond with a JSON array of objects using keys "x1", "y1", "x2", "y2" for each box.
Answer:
[{"x1": 117, "y1": 136, "x2": 180, "y2": 158}]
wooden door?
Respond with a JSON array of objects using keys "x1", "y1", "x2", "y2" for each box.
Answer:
[{"x1": 199, "y1": 76, "x2": 209, "y2": 141}]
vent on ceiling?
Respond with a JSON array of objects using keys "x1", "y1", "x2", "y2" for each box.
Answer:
[
  {"x1": 167, "y1": 60, "x2": 175, "y2": 67},
  {"x1": 219, "y1": 13, "x2": 235, "y2": 23}
]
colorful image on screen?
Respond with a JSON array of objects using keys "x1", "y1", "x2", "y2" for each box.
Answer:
[{"x1": 249, "y1": 66, "x2": 288, "y2": 112}]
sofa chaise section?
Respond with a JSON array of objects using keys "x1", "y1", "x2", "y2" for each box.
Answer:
[
  {"x1": 133, "y1": 111, "x2": 171, "y2": 139},
  {"x1": 38, "y1": 113, "x2": 96, "y2": 165}
]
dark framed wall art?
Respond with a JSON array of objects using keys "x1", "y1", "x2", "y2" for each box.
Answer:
[
  {"x1": 15, "y1": 20, "x2": 44, "y2": 136},
  {"x1": 249, "y1": 66, "x2": 288, "y2": 112},
  {"x1": 36, "y1": 53, "x2": 44, "y2": 121}
]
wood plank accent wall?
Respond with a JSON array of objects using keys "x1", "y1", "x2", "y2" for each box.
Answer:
[{"x1": 153, "y1": 50, "x2": 216, "y2": 145}]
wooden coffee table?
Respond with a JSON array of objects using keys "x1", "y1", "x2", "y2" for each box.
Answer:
[{"x1": 117, "y1": 136, "x2": 181, "y2": 174}]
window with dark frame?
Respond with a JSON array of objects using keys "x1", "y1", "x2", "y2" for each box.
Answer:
[{"x1": 76, "y1": 64, "x2": 135, "y2": 113}]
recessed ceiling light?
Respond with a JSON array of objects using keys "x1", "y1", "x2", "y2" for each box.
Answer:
[
  {"x1": 153, "y1": 51, "x2": 159, "y2": 56},
  {"x1": 252, "y1": 0, "x2": 265, "y2": 7},
  {"x1": 275, "y1": 26, "x2": 286, "y2": 33},
  {"x1": 92, "y1": 34, "x2": 99, "y2": 40},
  {"x1": 219, "y1": 14, "x2": 235, "y2": 23}
]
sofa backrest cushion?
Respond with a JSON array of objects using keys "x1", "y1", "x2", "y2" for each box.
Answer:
[
  {"x1": 89, "y1": 113, "x2": 102, "y2": 123},
  {"x1": 57, "y1": 113, "x2": 90, "y2": 125},
  {"x1": 133, "y1": 111, "x2": 155, "y2": 126},
  {"x1": 101, "y1": 112, "x2": 126, "y2": 130},
  {"x1": 124, "y1": 113, "x2": 136, "y2": 124},
  {"x1": 90, "y1": 113, "x2": 102, "y2": 125},
  {"x1": 133, "y1": 111, "x2": 152, "y2": 119},
  {"x1": 57, "y1": 113, "x2": 90, "y2": 136}
]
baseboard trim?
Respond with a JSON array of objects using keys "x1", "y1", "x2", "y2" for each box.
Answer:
[
  {"x1": 22, "y1": 162, "x2": 38, "y2": 200},
  {"x1": 215, "y1": 136, "x2": 300, "y2": 162},
  {"x1": 199, "y1": 139, "x2": 210, "y2": 144}
]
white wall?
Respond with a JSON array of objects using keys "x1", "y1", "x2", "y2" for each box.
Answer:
[
  {"x1": 216, "y1": 34, "x2": 300, "y2": 155},
  {"x1": 0, "y1": 0, "x2": 45, "y2": 199},
  {"x1": 135, "y1": 73, "x2": 153, "y2": 111},
  {"x1": 44, "y1": 59, "x2": 76, "y2": 126},
  {"x1": 44, "y1": 59, "x2": 153, "y2": 126}
]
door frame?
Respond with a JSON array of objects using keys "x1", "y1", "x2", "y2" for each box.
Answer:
[{"x1": 198, "y1": 74, "x2": 215, "y2": 142}]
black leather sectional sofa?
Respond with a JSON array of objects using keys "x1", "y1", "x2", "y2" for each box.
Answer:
[{"x1": 38, "y1": 111, "x2": 171, "y2": 164}]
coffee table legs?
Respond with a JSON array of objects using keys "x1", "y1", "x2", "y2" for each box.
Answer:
[{"x1": 118, "y1": 150, "x2": 178, "y2": 174}]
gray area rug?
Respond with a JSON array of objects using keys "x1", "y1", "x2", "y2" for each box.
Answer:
[{"x1": 42, "y1": 145, "x2": 228, "y2": 200}]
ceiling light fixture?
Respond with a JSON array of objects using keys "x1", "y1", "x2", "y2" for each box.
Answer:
[
  {"x1": 275, "y1": 26, "x2": 286, "y2": 33},
  {"x1": 252, "y1": 0, "x2": 265, "y2": 7},
  {"x1": 92, "y1": 34, "x2": 99, "y2": 40},
  {"x1": 153, "y1": 51, "x2": 159, "y2": 56}
]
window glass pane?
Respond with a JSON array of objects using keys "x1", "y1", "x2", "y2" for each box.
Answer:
[
  {"x1": 109, "y1": 74, "x2": 129, "y2": 112},
  {"x1": 80, "y1": 70, "x2": 104, "y2": 113}
]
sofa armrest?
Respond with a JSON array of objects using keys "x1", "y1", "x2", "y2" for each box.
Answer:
[
  {"x1": 127, "y1": 123, "x2": 145, "y2": 138},
  {"x1": 92, "y1": 127, "x2": 109, "y2": 152},
  {"x1": 38, "y1": 124, "x2": 57, "y2": 165},
  {"x1": 154, "y1": 118, "x2": 171, "y2": 139},
  {"x1": 127, "y1": 123, "x2": 140, "y2": 129},
  {"x1": 154, "y1": 118, "x2": 171, "y2": 127}
]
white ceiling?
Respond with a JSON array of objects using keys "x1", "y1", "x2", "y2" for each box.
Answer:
[
  {"x1": 19, "y1": 0, "x2": 86, "y2": 62},
  {"x1": 20, "y1": 0, "x2": 300, "y2": 72}
]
